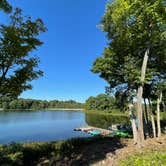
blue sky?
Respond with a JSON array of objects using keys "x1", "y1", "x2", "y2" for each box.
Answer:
[{"x1": 3, "y1": 0, "x2": 108, "y2": 102}]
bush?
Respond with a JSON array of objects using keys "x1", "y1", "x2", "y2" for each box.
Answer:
[{"x1": 0, "y1": 143, "x2": 23, "y2": 166}]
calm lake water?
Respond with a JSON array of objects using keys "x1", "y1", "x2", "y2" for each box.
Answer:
[{"x1": 0, "y1": 110, "x2": 88, "y2": 144}]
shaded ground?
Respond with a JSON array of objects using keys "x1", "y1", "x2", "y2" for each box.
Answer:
[
  {"x1": 92, "y1": 135, "x2": 166, "y2": 166},
  {"x1": 39, "y1": 136, "x2": 126, "y2": 166},
  {"x1": 0, "y1": 135, "x2": 166, "y2": 166},
  {"x1": 0, "y1": 136, "x2": 126, "y2": 166}
]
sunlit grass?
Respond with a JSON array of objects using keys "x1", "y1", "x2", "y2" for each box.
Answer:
[{"x1": 119, "y1": 151, "x2": 166, "y2": 166}]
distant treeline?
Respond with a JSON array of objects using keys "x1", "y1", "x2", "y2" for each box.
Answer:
[
  {"x1": 0, "y1": 98, "x2": 84, "y2": 110},
  {"x1": 0, "y1": 93, "x2": 125, "y2": 111}
]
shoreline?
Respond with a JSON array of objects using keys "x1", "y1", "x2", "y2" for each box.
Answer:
[
  {"x1": 0, "y1": 135, "x2": 165, "y2": 166},
  {"x1": 0, "y1": 108, "x2": 84, "y2": 111},
  {"x1": 46, "y1": 108, "x2": 84, "y2": 111}
]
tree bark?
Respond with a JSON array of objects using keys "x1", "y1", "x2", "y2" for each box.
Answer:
[
  {"x1": 128, "y1": 103, "x2": 137, "y2": 144},
  {"x1": 136, "y1": 48, "x2": 149, "y2": 146},
  {"x1": 143, "y1": 98, "x2": 149, "y2": 124},
  {"x1": 157, "y1": 92, "x2": 162, "y2": 137},
  {"x1": 148, "y1": 98, "x2": 156, "y2": 138},
  {"x1": 137, "y1": 86, "x2": 145, "y2": 145},
  {"x1": 163, "y1": 102, "x2": 166, "y2": 112},
  {"x1": 143, "y1": 98, "x2": 151, "y2": 137}
]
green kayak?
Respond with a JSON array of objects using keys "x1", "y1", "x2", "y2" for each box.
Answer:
[{"x1": 115, "y1": 130, "x2": 130, "y2": 137}]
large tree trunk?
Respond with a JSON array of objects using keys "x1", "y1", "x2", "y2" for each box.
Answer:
[
  {"x1": 148, "y1": 98, "x2": 156, "y2": 138},
  {"x1": 157, "y1": 92, "x2": 162, "y2": 137},
  {"x1": 136, "y1": 48, "x2": 149, "y2": 146},
  {"x1": 137, "y1": 86, "x2": 145, "y2": 145},
  {"x1": 128, "y1": 103, "x2": 137, "y2": 144}
]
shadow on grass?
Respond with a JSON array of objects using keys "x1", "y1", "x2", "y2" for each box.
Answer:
[
  {"x1": 0, "y1": 136, "x2": 126, "y2": 166},
  {"x1": 49, "y1": 136, "x2": 125, "y2": 166}
]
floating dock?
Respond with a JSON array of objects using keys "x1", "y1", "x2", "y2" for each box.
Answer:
[{"x1": 74, "y1": 126, "x2": 112, "y2": 136}]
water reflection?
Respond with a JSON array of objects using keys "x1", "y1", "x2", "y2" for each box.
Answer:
[
  {"x1": 85, "y1": 112, "x2": 129, "y2": 129},
  {"x1": 0, "y1": 110, "x2": 130, "y2": 144}
]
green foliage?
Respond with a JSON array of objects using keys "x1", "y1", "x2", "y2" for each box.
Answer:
[
  {"x1": 0, "y1": 137, "x2": 121, "y2": 166},
  {"x1": 161, "y1": 112, "x2": 166, "y2": 119},
  {"x1": 119, "y1": 152, "x2": 166, "y2": 166},
  {"x1": 85, "y1": 94, "x2": 117, "y2": 111},
  {"x1": 0, "y1": 98, "x2": 84, "y2": 110},
  {"x1": 23, "y1": 142, "x2": 53, "y2": 165},
  {"x1": 0, "y1": 8, "x2": 47, "y2": 98},
  {"x1": 114, "y1": 90, "x2": 129, "y2": 111},
  {"x1": 0, "y1": 137, "x2": 165, "y2": 166},
  {"x1": 85, "y1": 111, "x2": 129, "y2": 129},
  {"x1": 0, "y1": 142, "x2": 53, "y2": 166},
  {"x1": 0, "y1": 0, "x2": 12, "y2": 13},
  {"x1": 0, "y1": 143, "x2": 24, "y2": 166},
  {"x1": 92, "y1": 0, "x2": 166, "y2": 104},
  {"x1": 49, "y1": 99, "x2": 83, "y2": 109}
]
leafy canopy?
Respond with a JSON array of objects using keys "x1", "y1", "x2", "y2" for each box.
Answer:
[
  {"x1": 92, "y1": 0, "x2": 166, "y2": 99},
  {"x1": 0, "y1": 0, "x2": 12, "y2": 13},
  {"x1": 0, "y1": 8, "x2": 47, "y2": 98}
]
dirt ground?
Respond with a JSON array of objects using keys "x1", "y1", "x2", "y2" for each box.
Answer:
[
  {"x1": 37, "y1": 135, "x2": 166, "y2": 166},
  {"x1": 91, "y1": 135, "x2": 166, "y2": 166}
]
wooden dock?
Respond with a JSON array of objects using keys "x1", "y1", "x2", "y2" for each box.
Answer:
[{"x1": 74, "y1": 126, "x2": 112, "y2": 136}]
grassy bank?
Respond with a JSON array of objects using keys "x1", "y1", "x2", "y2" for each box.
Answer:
[
  {"x1": 0, "y1": 136, "x2": 123, "y2": 166},
  {"x1": 92, "y1": 135, "x2": 166, "y2": 166},
  {"x1": 1, "y1": 135, "x2": 166, "y2": 166},
  {"x1": 83, "y1": 109, "x2": 126, "y2": 116},
  {"x1": 118, "y1": 136, "x2": 166, "y2": 166}
]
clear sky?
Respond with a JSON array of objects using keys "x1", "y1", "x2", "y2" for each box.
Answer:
[{"x1": 3, "y1": 0, "x2": 108, "y2": 103}]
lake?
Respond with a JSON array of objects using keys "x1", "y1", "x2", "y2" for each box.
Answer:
[
  {"x1": 0, "y1": 110, "x2": 88, "y2": 144},
  {"x1": 0, "y1": 110, "x2": 129, "y2": 144}
]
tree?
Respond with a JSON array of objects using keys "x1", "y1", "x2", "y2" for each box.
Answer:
[
  {"x1": 85, "y1": 94, "x2": 116, "y2": 111},
  {"x1": 143, "y1": 83, "x2": 157, "y2": 138},
  {"x1": 92, "y1": 0, "x2": 165, "y2": 146},
  {"x1": 0, "y1": 8, "x2": 47, "y2": 98},
  {"x1": 114, "y1": 89, "x2": 129, "y2": 111},
  {"x1": 152, "y1": 79, "x2": 166, "y2": 137},
  {"x1": 0, "y1": 0, "x2": 12, "y2": 13}
]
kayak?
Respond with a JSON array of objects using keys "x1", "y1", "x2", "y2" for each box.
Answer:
[
  {"x1": 83, "y1": 129, "x2": 91, "y2": 133},
  {"x1": 115, "y1": 130, "x2": 130, "y2": 137},
  {"x1": 88, "y1": 130, "x2": 101, "y2": 136}
]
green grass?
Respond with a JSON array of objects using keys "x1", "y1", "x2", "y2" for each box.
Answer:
[
  {"x1": 119, "y1": 151, "x2": 166, "y2": 166},
  {"x1": 1, "y1": 136, "x2": 166, "y2": 166},
  {"x1": 0, "y1": 136, "x2": 123, "y2": 166}
]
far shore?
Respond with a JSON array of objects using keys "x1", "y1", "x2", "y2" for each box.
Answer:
[
  {"x1": 0, "y1": 108, "x2": 84, "y2": 111},
  {"x1": 46, "y1": 108, "x2": 84, "y2": 111}
]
